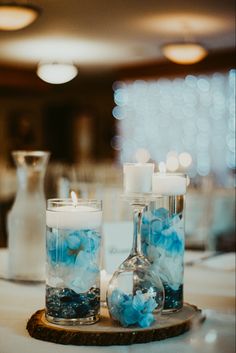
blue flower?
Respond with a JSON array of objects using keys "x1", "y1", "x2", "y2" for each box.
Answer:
[
  {"x1": 47, "y1": 228, "x2": 101, "y2": 268},
  {"x1": 152, "y1": 208, "x2": 170, "y2": 229},
  {"x1": 152, "y1": 207, "x2": 169, "y2": 219},
  {"x1": 109, "y1": 289, "x2": 128, "y2": 322},
  {"x1": 141, "y1": 207, "x2": 184, "y2": 255},
  {"x1": 160, "y1": 228, "x2": 184, "y2": 254},
  {"x1": 151, "y1": 219, "x2": 163, "y2": 233},
  {"x1": 108, "y1": 289, "x2": 157, "y2": 328},
  {"x1": 47, "y1": 230, "x2": 76, "y2": 265},
  {"x1": 141, "y1": 212, "x2": 152, "y2": 240},
  {"x1": 80, "y1": 230, "x2": 100, "y2": 253},
  {"x1": 120, "y1": 307, "x2": 141, "y2": 327},
  {"x1": 75, "y1": 250, "x2": 91, "y2": 267},
  {"x1": 138, "y1": 313, "x2": 155, "y2": 328},
  {"x1": 144, "y1": 296, "x2": 158, "y2": 313},
  {"x1": 132, "y1": 290, "x2": 146, "y2": 311},
  {"x1": 67, "y1": 232, "x2": 81, "y2": 250}
]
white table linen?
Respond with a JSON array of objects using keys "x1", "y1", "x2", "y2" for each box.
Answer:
[{"x1": 0, "y1": 220, "x2": 235, "y2": 353}]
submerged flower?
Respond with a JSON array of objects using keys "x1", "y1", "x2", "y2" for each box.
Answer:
[
  {"x1": 47, "y1": 230, "x2": 76, "y2": 265},
  {"x1": 154, "y1": 228, "x2": 184, "y2": 255},
  {"x1": 150, "y1": 251, "x2": 183, "y2": 290},
  {"x1": 80, "y1": 230, "x2": 101, "y2": 253},
  {"x1": 108, "y1": 288, "x2": 158, "y2": 328},
  {"x1": 152, "y1": 208, "x2": 170, "y2": 229},
  {"x1": 47, "y1": 228, "x2": 101, "y2": 267},
  {"x1": 141, "y1": 207, "x2": 184, "y2": 303},
  {"x1": 67, "y1": 233, "x2": 81, "y2": 250},
  {"x1": 132, "y1": 290, "x2": 146, "y2": 311},
  {"x1": 142, "y1": 207, "x2": 184, "y2": 255},
  {"x1": 138, "y1": 313, "x2": 155, "y2": 328},
  {"x1": 121, "y1": 307, "x2": 141, "y2": 326}
]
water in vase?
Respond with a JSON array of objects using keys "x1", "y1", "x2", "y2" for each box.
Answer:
[
  {"x1": 141, "y1": 195, "x2": 185, "y2": 312},
  {"x1": 46, "y1": 199, "x2": 102, "y2": 325}
]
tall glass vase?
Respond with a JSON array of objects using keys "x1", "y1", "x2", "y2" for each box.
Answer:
[
  {"x1": 107, "y1": 200, "x2": 164, "y2": 328},
  {"x1": 141, "y1": 195, "x2": 185, "y2": 312},
  {"x1": 7, "y1": 151, "x2": 50, "y2": 281}
]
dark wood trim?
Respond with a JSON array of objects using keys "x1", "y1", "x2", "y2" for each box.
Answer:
[
  {"x1": 114, "y1": 48, "x2": 236, "y2": 81},
  {"x1": 0, "y1": 66, "x2": 49, "y2": 91},
  {"x1": 0, "y1": 48, "x2": 235, "y2": 90}
]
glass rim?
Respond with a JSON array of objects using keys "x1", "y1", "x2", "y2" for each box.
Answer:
[{"x1": 47, "y1": 198, "x2": 102, "y2": 210}]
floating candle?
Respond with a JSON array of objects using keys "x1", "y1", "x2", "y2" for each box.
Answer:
[
  {"x1": 152, "y1": 173, "x2": 187, "y2": 195},
  {"x1": 46, "y1": 204, "x2": 102, "y2": 230},
  {"x1": 123, "y1": 163, "x2": 154, "y2": 193}
]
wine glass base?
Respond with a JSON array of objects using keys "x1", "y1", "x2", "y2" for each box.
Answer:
[
  {"x1": 45, "y1": 313, "x2": 100, "y2": 326},
  {"x1": 162, "y1": 307, "x2": 183, "y2": 314}
]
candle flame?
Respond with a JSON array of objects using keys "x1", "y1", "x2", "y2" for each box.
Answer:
[
  {"x1": 159, "y1": 161, "x2": 166, "y2": 173},
  {"x1": 71, "y1": 191, "x2": 78, "y2": 207}
]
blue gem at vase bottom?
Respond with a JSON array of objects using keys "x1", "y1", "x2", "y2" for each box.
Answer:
[
  {"x1": 46, "y1": 285, "x2": 100, "y2": 320},
  {"x1": 163, "y1": 283, "x2": 183, "y2": 311}
]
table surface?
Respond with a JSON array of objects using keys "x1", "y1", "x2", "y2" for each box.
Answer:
[{"x1": 0, "y1": 247, "x2": 235, "y2": 353}]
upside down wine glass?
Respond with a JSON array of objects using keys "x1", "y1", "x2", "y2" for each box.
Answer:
[{"x1": 107, "y1": 198, "x2": 164, "y2": 328}]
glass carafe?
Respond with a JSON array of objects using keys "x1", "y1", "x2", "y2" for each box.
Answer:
[{"x1": 7, "y1": 151, "x2": 50, "y2": 281}]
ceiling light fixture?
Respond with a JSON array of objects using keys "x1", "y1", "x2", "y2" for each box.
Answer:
[
  {"x1": 162, "y1": 42, "x2": 208, "y2": 65},
  {"x1": 37, "y1": 62, "x2": 78, "y2": 84},
  {"x1": 0, "y1": 1, "x2": 41, "y2": 31}
]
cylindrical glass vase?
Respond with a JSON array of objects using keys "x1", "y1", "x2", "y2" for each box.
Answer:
[
  {"x1": 141, "y1": 195, "x2": 185, "y2": 312},
  {"x1": 46, "y1": 199, "x2": 102, "y2": 325}
]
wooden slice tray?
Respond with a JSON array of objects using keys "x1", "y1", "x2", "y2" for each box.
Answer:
[{"x1": 26, "y1": 303, "x2": 205, "y2": 346}]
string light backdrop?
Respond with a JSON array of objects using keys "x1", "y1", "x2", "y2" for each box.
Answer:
[{"x1": 112, "y1": 70, "x2": 235, "y2": 179}]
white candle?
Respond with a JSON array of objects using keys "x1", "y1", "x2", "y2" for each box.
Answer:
[
  {"x1": 152, "y1": 173, "x2": 187, "y2": 195},
  {"x1": 46, "y1": 205, "x2": 102, "y2": 229},
  {"x1": 123, "y1": 163, "x2": 154, "y2": 193}
]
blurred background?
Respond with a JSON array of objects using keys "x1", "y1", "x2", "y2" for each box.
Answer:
[{"x1": 0, "y1": 0, "x2": 235, "y2": 251}]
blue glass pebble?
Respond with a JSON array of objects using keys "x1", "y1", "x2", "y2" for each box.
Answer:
[{"x1": 46, "y1": 285, "x2": 100, "y2": 319}]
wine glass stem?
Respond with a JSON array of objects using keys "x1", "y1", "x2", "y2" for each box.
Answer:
[{"x1": 131, "y1": 204, "x2": 145, "y2": 256}]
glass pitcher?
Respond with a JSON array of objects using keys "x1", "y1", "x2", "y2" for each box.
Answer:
[{"x1": 7, "y1": 151, "x2": 50, "y2": 281}]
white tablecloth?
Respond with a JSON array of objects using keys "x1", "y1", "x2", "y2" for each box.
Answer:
[{"x1": 0, "y1": 252, "x2": 235, "y2": 353}]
